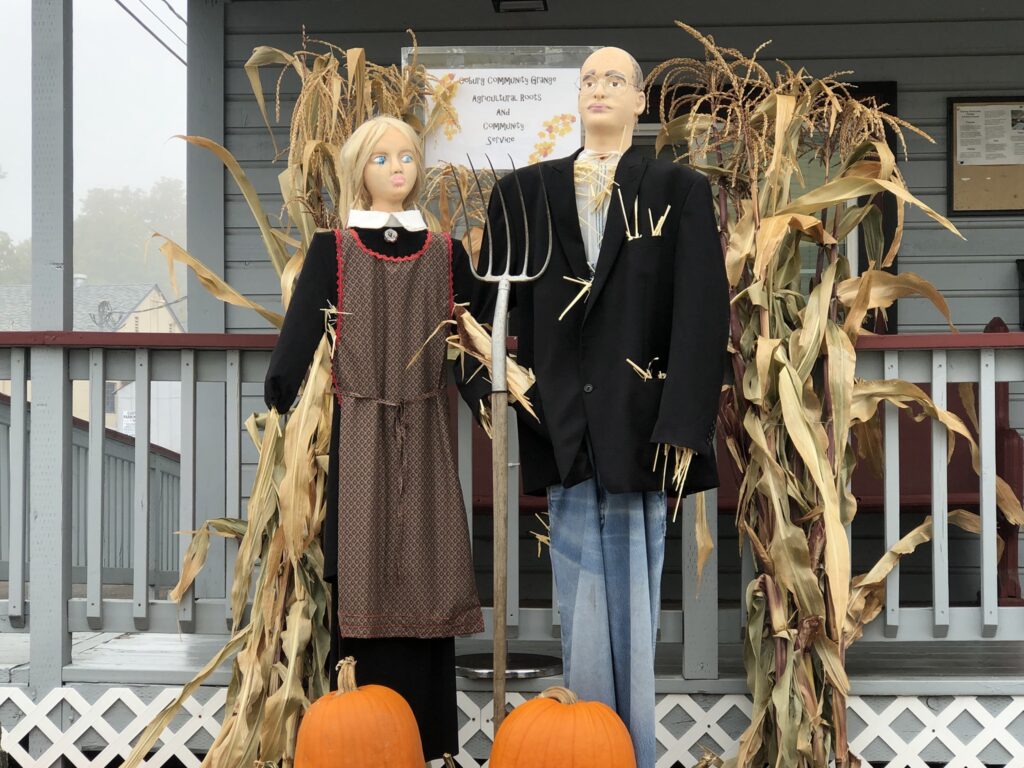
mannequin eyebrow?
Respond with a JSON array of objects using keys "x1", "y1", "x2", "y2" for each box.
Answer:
[{"x1": 581, "y1": 68, "x2": 628, "y2": 78}]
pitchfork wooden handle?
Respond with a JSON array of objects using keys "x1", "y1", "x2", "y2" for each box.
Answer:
[{"x1": 491, "y1": 388, "x2": 509, "y2": 732}]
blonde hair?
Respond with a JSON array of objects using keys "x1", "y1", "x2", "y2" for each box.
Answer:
[{"x1": 336, "y1": 116, "x2": 425, "y2": 226}]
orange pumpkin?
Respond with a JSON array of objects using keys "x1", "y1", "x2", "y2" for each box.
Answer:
[
  {"x1": 490, "y1": 686, "x2": 636, "y2": 767},
  {"x1": 294, "y1": 656, "x2": 424, "y2": 767}
]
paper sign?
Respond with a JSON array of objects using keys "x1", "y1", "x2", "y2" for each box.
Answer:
[
  {"x1": 424, "y1": 67, "x2": 581, "y2": 168},
  {"x1": 956, "y1": 103, "x2": 1024, "y2": 166}
]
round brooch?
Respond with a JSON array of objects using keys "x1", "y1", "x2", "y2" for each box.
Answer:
[{"x1": 384, "y1": 228, "x2": 399, "y2": 243}]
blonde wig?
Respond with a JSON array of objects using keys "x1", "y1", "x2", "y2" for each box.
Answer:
[{"x1": 336, "y1": 116, "x2": 425, "y2": 226}]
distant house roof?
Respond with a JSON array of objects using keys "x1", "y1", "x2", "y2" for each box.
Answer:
[{"x1": 0, "y1": 284, "x2": 183, "y2": 332}]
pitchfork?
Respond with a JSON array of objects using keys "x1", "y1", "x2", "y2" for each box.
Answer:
[{"x1": 454, "y1": 156, "x2": 552, "y2": 731}]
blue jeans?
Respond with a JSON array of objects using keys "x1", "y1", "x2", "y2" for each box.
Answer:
[{"x1": 547, "y1": 477, "x2": 667, "y2": 768}]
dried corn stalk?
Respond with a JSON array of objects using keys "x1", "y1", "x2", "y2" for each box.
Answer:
[
  {"x1": 124, "y1": 33, "x2": 478, "y2": 768},
  {"x1": 651, "y1": 22, "x2": 1020, "y2": 768},
  {"x1": 123, "y1": 332, "x2": 334, "y2": 768},
  {"x1": 149, "y1": 31, "x2": 464, "y2": 313}
]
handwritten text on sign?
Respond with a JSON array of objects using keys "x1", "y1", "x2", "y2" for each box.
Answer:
[{"x1": 425, "y1": 68, "x2": 581, "y2": 169}]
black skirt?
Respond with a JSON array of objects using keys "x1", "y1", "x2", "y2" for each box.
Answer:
[{"x1": 326, "y1": 582, "x2": 459, "y2": 760}]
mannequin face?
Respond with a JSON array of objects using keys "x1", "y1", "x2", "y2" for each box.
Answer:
[
  {"x1": 362, "y1": 127, "x2": 419, "y2": 212},
  {"x1": 578, "y1": 47, "x2": 646, "y2": 152}
]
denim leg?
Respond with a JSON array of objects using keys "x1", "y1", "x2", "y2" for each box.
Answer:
[
  {"x1": 599, "y1": 488, "x2": 667, "y2": 768},
  {"x1": 549, "y1": 480, "x2": 667, "y2": 768},
  {"x1": 546, "y1": 479, "x2": 616, "y2": 708}
]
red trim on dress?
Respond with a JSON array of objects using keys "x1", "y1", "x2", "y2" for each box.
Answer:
[
  {"x1": 332, "y1": 228, "x2": 346, "y2": 410},
  {"x1": 348, "y1": 227, "x2": 433, "y2": 262}
]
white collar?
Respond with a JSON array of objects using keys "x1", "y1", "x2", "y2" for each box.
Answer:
[
  {"x1": 347, "y1": 209, "x2": 427, "y2": 231},
  {"x1": 577, "y1": 149, "x2": 622, "y2": 163}
]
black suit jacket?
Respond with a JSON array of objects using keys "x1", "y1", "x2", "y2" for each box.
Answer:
[{"x1": 458, "y1": 146, "x2": 729, "y2": 495}]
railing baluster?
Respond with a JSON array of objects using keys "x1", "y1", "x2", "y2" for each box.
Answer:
[
  {"x1": 507, "y1": 408, "x2": 520, "y2": 631},
  {"x1": 884, "y1": 350, "x2": 900, "y2": 637},
  {"x1": 931, "y1": 350, "x2": 950, "y2": 637},
  {"x1": 86, "y1": 349, "x2": 105, "y2": 629},
  {"x1": 224, "y1": 349, "x2": 241, "y2": 627},
  {"x1": 178, "y1": 349, "x2": 197, "y2": 631},
  {"x1": 979, "y1": 348, "x2": 998, "y2": 636},
  {"x1": 8, "y1": 348, "x2": 27, "y2": 623},
  {"x1": 683, "y1": 490, "x2": 719, "y2": 679},
  {"x1": 133, "y1": 349, "x2": 151, "y2": 629}
]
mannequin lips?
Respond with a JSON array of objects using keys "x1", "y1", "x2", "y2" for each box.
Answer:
[
  {"x1": 587, "y1": 102, "x2": 611, "y2": 113},
  {"x1": 390, "y1": 174, "x2": 406, "y2": 187}
]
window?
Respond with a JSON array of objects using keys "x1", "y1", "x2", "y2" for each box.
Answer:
[{"x1": 105, "y1": 381, "x2": 117, "y2": 414}]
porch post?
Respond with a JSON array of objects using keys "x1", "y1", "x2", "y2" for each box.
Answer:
[
  {"x1": 29, "y1": 0, "x2": 74, "y2": 755},
  {"x1": 187, "y1": 0, "x2": 229, "y2": 602}
]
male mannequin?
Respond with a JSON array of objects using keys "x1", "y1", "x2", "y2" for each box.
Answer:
[{"x1": 459, "y1": 47, "x2": 728, "y2": 767}]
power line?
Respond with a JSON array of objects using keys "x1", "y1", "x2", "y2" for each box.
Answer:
[
  {"x1": 158, "y1": 0, "x2": 187, "y2": 26},
  {"x1": 135, "y1": 0, "x2": 186, "y2": 47},
  {"x1": 110, "y1": 0, "x2": 186, "y2": 66}
]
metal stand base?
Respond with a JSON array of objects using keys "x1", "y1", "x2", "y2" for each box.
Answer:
[{"x1": 455, "y1": 653, "x2": 562, "y2": 680}]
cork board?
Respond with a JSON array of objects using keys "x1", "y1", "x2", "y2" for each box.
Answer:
[{"x1": 947, "y1": 97, "x2": 1024, "y2": 215}]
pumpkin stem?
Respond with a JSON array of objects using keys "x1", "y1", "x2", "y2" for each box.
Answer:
[
  {"x1": 538, "y1": 686, "x2": 579, "y2": 705},
  {"x1": 335, "y1": 656, "x2": 358, "y2": 694}
]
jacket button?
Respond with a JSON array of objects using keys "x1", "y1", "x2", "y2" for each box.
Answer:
[{"x1": 583, "y1": 384, "x2": 594, "y2": 393}]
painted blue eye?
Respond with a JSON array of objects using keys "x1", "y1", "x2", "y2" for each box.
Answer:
[
  {"x1": 372, "y1": 156, "x2": 386, "y2": 165},
  {"x1": 401, "y1": 153, "x2": 414, "y2": 163}
]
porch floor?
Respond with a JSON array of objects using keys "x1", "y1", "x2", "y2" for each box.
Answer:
[{"x1": 2, "y1": 633, "x2": 1024, "y2": 695}]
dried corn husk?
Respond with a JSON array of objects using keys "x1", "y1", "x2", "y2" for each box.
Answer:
[
  {"x1": 126, "y1": 33, "x2": 470, "y2": 768},
  {"x1": 649, "y1": 21, "x2": 1009, "y2": 768},
  {"x1": 450, "y1": 304, "x2": 538, "y2": 420}
]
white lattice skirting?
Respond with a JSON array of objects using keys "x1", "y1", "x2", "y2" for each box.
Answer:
[{"x1": 2, "y1": 686, "x2": 1024, "y2": 767}]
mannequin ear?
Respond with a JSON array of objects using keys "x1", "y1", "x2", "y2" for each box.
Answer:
[{"x1": 634, "y1": 87, "x2": 646, "y2": 117}]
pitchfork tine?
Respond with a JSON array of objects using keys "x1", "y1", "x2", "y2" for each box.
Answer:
[
  {"x1": 449, "y1": 162, "x2": 480, "y2": 274},
  {"x1": 508, "y1": 156, "x2": 530, "y2": 273},
  {"x1": 485, "y1": 154, "x2": 513, "y2": 278},
  {"x1": 535, "y1": 163, "x2": 554, "y2": 279},
  {"x1": 465, "y1": 156, "x2": 496, "y2": 278}
]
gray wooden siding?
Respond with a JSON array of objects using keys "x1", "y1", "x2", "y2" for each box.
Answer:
[
  {"x1": 221, "y1": 0, "x2": 1024, "y2": 334},
  {"x1": 217, "y1": 1, "x2": 1024, "y2": 591}
]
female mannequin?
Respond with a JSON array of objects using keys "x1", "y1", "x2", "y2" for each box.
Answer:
[{"x1": 265, "y1": 116, "x2": 483, "y2": 760}]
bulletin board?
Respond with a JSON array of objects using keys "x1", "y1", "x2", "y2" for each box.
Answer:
[{"x1": 947, "y1": 96, "x2": 1024, "y2": 215}]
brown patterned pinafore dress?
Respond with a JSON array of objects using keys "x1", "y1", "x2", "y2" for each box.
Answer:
[{"x1": 331, "y1": 227, "x2": 483, "y2": 639}]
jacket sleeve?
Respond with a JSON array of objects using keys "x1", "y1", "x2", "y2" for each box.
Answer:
[
  {"x1": 649, "y1": 174, "x2": 728, "y2": 454},
  {"x1": 264, "y1": 231, "x2": 337, "y2": 411}
]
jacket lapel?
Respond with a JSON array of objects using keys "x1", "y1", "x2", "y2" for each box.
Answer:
[
  {"x1": 544, "y1": 149, "x2": 590, "y2": 280},
  {"x1": 584, "y1": 146, "x2": 648, "y2": 322}
]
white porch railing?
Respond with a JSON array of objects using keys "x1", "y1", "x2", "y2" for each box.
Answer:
[{"x1": 1, "y1": 331, "x2": 1023, "y2": 695}]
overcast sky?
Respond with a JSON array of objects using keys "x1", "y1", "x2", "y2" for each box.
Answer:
[{"x1": 0, "y1": 0, "x2": 187, "y2": 242}]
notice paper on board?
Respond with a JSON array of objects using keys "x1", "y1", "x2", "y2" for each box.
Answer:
[
  {"x1": 424, "y1": 67, "x2": 582, "y2": 169},
  {"x1": 956, "y1": 103, "x2": 1024, "y2": 166}
]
